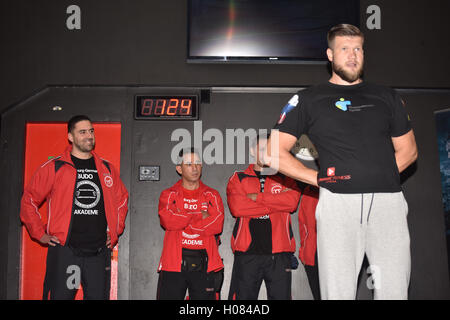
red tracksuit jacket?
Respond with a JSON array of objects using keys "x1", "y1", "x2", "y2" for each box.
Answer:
[
  {"x1": 298, "y1": 185, "x2": 319, "y2": 266},
  {"x1": 226, "y1": 164, "x2": 301, "y2": 254},
  {"x1": 158, "y1": 180, "x2": 224, "y2": 273},
  {"x1": 20, "y1": 146, "x2": 129, "y2": 248}
]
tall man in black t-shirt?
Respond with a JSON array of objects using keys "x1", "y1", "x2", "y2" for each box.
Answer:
[
  {"x1": 20, "y1": 115, "x2": 129, "y2": 299},
  {"x1": 265, "y1": 24, "x2": 418, "y2": 299}
]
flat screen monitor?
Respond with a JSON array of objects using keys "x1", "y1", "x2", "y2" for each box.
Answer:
[{"x1": 188, "y1": 0, "x2": 360, "y2": 64}]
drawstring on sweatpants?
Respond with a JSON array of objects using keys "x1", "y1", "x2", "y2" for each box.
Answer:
[
  {"x1": 361, "y1": 193, "x2": 375, "y2": 224},
  {"x1": 360, "y1": 194, "x2": 364, "y2": 224},
  {"x1": 367, "y1": 193, "x2": 374, "y2": 222}
]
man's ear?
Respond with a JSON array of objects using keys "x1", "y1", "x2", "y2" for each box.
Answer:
[
  {"x1": 326, "y1": 48, "x2": 333, "y2": 63},
  {"x1": 176, "y1": 165, "x2": 182, "y2": 175},
  {"x1": 68, "y1": 132, "x2": 74, "y2": 143}
]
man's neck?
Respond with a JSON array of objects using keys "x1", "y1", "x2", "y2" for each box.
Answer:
[
  {"x1": 71, "y1": 148, "x2": 92, "y2": 160},
  {"x1": 253, "y1": 163, "x2": 262, "y2": 172},
  {"x1": 329, "y1": 74, "x2": 363, "y2": 86},
  {"x1": 182, "y1": 180, "x2": 200, "y2": 190}
]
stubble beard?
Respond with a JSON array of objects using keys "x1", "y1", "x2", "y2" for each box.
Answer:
[
  {"x1": 332, "y1": 61, "x2": 364, "y2": 83},
  {"x1": 74, "y1": 139, "x2": 95, "y2": 153}
]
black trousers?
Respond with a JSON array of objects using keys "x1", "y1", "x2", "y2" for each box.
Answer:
[
  {"x1": 303, "y1": 252, "x2": 321, "y2": 300},
  {"x1": 43, "y1": 245, "x2": 111, "y2": 300},
  {"x1": 157, "y1": 249, "x2": 217, "y2": 300},
  {"x1": 228, "y1": 253, "x2": 292, "y2": 300},
  {"x1": 157, "y1": 270, "x2": 217, "y2": 300}
]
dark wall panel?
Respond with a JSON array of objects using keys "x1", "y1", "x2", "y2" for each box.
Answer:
[
  {"x1": 2, "y1": 1, "x2": 450, "y2": 114},
  {"x1": 399, "y1": 91, "x2": 450, "y2": 298}
]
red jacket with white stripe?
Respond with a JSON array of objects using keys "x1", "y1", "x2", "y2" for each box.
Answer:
[
  {"x1": 226, "y1": 164, "x2": 301, "y2": 254},
  {"x1": 158, "y1": 180, "x2": 224, "y2": 273},
  {"x1": 20, "y1": 146, "x2": 129, "y2": 248},
  {"x1": 298, "y1": 185, "x2": 319, "y2": 266}
]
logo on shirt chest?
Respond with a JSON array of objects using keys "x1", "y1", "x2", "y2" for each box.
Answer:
[
  {"x1": 271, "y1": 184, "x2": 283, "y2": 194},
  {"x1": 183, "y1": 198, "x2": 199, "y2": 210},
  {"x1": 335, "y1": 98, "x2": 352, "y2": 111},
  {"x1": 104, "y1": 174, "x2": 113, "y2": 188},
  {"x1": 334, "y1": 98, "x2": 375, "y2": 112},
  {"x1": 74, "y1": 169, "x2": 101, "y2": 210}
]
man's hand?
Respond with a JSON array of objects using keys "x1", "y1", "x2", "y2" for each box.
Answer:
[
  {"x1": 392, "y1": 130, "x2": 418, "y2": 173},
  {"x1": 247, "y1": 189, "x2": 289, "y2": 202},
  {"x1": 39, "y1": 234, "x2": 60, "y2": 246},
  {"x1": 200, "y1": 201, "x2": 210, "y2": 219},
  {"x1": 106, "y1": 233, "x2": 111, "y2": 249},
  {"x1": 247, "y1": 193, "x2": 258, "y2": 201},
  {"x1": 201, "y1": 210, "x2": 210, "y2": 219}
]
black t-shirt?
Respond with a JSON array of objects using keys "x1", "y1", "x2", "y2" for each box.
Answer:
[
  {"x1": 68, "y1": 155, "x2": 107, "y2": 249},
  {"x1": 274, "y1": 81, "x2": 411, "y2": 193},
  {"x1": 245, "y1": 169, "x2": 272, "y2": 255}
]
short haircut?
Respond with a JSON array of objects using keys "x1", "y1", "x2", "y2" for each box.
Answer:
[
  {"x1": 177, "y1": 147, "x2": 201, "y2": 165},
  {"x1": 67, "y1": 115, "x2": 92, "y2": 133},
  {"x1": 327, "y1": 24, "x2": 364, "y2": 49}
]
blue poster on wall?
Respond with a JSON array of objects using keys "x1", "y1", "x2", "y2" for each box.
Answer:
[{"x1": 435, "y1": 108, "x2": 450, "y2": 272}]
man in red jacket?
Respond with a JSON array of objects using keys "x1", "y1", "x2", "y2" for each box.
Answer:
[
  {"x1": 157, "y1": 148, "x2": 224, "y2": 300},
  {"x1": 20, "y1": 115, "x2": 129, "y2": 300},
  {"x1": 227, "y1": 135, "x2": 301, "y2": 300},
  {"x1": 297, "y1": 184, "x2": 320, "y2": 300}
]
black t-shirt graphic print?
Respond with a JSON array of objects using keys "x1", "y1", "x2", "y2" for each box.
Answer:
[
  {"x1": 274, "y1": 82, "x2": 411, "y2": 194},
  {"x1": 68, "y1": 155, "x2": 107, "y2": 249}
]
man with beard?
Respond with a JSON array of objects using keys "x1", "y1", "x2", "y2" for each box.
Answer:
[
  {"x1": 20, "y1": 115, "x2": 129, "y2": 299},
  {"x1": 265, "y1": 24, "x2": 418, "y2": 299}
]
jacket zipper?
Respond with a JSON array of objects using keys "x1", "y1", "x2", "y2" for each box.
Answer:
[
  {"x1": 65, "y1": 162, "x2": 78, "y2": 245},
  {"x1": 233, "y1": 218, "x2": 243, "y2": 247},
  {"x1": 286, "y1": 214, "x2": 292, "y2": 245},
  {"x1": 303, "y1": 224, "x2": 309, "y2": 251},
  {"x1": 47, "y1": 198, "x2": 52, "y2": 234},
  {"x1": 116, "y1": 198, "x2": 127, "y2": 234}
]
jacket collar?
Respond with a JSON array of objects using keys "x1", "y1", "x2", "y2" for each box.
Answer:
[
  {"x1": 244, "y1": 164, "x2": 258, "y2": 176},
  {"x1": 173, "y1": 179, "x2": 208, "y2": 193},
  {"x1": 60, "y1": 145, "x2": 101, "y2": 166}
]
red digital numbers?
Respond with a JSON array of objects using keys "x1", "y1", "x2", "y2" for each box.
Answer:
[
  {"x1": 154, "y1": 99, "x2": 166, "y2": 115},
  {"x1": 139, "y1": 98, "x2": 193, "y2": 117},
  {"x1": 141, "y1": 99, "x2": 153, "y2": 115},
  {"x1": 180, "y1": 99, "x2": 192, "y2": 115},
  {"x1": 167, "y1": 99, "x2": 178, "y2": 115}
]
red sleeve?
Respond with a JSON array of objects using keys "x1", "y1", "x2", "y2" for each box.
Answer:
[
  {"x1": 111, "y1": 164, "x2": 129, "y2": 236},
  {"x1": 256, "y1": 176, "x2": 301, "y2": 213},
  {"x1": 226, "y1": 172, "x2": 271, "y2": 218},
  {"x1": 298, "y1": 196, "x2": 307, "y2": 250},
  {"x1": 20, "y1": 160, "x2": 55, "y2": 242},
  {"x1": 158, "y1": 189, "x2": 192, "y2": 231},
  {"x1": 298, "y1": 186, "x2": 319, "y2": 250},
  {"x1": 186, "y1": 189, "x2": 224, "y2": 236}
]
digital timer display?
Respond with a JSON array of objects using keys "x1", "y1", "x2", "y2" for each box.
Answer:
[{"x1": 135, "y1": 95, "x2": 198, "y2": 120}]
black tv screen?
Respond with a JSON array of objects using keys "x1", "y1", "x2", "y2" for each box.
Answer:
[{"x1": 188, "y1": 0, "x2": 360, "y2": 64}]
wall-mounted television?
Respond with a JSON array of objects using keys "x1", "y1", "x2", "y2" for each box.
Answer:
[{"x1": 187, "y1": 0, "x2": 360, "y2": 64}]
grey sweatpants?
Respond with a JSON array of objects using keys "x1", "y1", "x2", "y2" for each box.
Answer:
[{"x1": 316, "y1": 187, "x2": 411, "y2": 300}]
